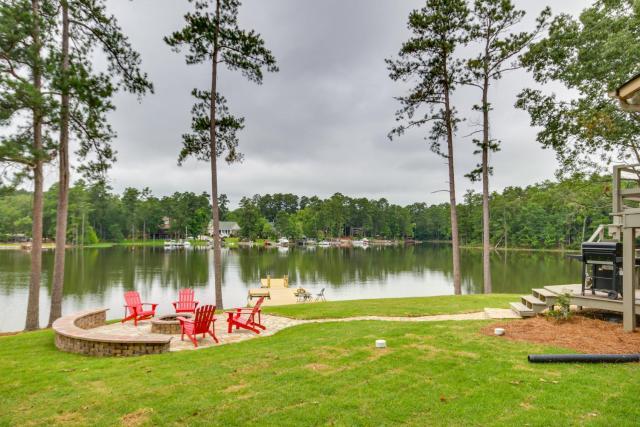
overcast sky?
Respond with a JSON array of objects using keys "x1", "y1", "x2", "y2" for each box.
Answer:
[{"x1": 55, "y1": 0, "x2": 591, "y2": 207}]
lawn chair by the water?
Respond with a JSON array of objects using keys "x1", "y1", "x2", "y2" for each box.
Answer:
[
  {"x1": 173, "y1": 288, "x2": 199, "y2": 313},
  {"x1": 122, "y1": 291, "x2": 158, "y2": 326},
  {"x1": 294, "y1": 287, "x2": 312, "y2": 302},
  {"x1": 315, "y1": 288, "x2": 326, "y2": 302},
  {"x1": 226, "y1": 296, "x2": 266, "y2": 334},
  {"x1": 178, "y1": 304, "x2": 218, "y2": 348}
]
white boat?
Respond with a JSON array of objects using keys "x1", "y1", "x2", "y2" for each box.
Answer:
[
  {"x1": 318, "y1": 240, "x2": 331, "y2": 247},
  {"x1": 277, "y1": 237, "x2": 289, "y2": 247},
  {"x1": 164, "y1": 239, "x2": 191, "y2": 249}
]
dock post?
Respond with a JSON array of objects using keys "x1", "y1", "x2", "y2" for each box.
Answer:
[{"x1": 623, "y1": 227, "x2": 636, "y2": 332}]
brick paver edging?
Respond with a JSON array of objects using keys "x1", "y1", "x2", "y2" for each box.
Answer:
[{"x1": 52, "y1": 309, "x2": 172, "y2": 357}]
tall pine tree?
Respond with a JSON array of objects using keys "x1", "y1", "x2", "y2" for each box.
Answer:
[
  {"x1": 0, "y1": 0, "x2": 57, "y2": 329},
  {"x1": 165, "y1": 0, "x2": 277, "y2": 308},
  {"x1": 387, "y1": 0, "x2": 470, "y2": 294},
  {"x1": 465, "y1": 0, "x2": 549, "y2": 293},
  {"x1": 47, "y1": 0, "x2": 153, "y2": 326}
]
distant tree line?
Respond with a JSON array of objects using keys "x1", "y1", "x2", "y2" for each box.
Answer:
[
  {"x1": 229, "y1": 174, "x2": 610, "y2": 248},
  {"x1": 0, "y1": 174, "x2": 611, "y2": 249},
  {"x1": 0, "y1": 181, "x2": 212, "y2": 243}
]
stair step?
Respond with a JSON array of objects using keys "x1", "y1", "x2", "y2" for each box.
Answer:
[
  {"x1": 532, "y1": 288, "x2": 557, "y2": 303},
  {"x1": 509, "y1": 302, "x2": 534, "y2": 317},
  {"x1": 521, "y1": 295, "x2": 548, "y2": 313},
  {"x1": 521, "y1": 294, "x2": 546, "y2": 307}
]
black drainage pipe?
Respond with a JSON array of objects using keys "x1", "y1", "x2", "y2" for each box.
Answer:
[{"x1": 528, "y1": 354, "x2": 640, "y2": 363}]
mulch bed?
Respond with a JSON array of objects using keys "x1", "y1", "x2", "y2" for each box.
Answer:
[{"x1": 481, "y1": 314, "x2": 640, "y2": 353}]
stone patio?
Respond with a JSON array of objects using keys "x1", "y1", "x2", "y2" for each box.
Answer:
[{"x1": 93, "y1": 308, "x2": 518, "y2": 352}]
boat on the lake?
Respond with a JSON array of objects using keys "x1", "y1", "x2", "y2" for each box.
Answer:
[
  {"x1": 370, "y1": 239, "x2": 393, "y2": 246},
  {"x1": 318, "y1": 240, "x2": 331, "y2": 247},
  {"x1": 164, "y1": 240, "x2": 191, "y2": 249},
  {"x1": 352, "y1": 238, "x2": 369, "y2": 247},
  {"x1": 277, "y1": 237, "x2": 289, "y2": 247}
]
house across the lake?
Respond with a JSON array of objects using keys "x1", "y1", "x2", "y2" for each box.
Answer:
[{"x1": 208, "y1": 221, "x2": 241, "y2": 238}]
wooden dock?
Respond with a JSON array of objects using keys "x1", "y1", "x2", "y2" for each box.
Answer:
[
  {"x1": 247, "y1": 277, "x2": 300, "y2": 307},
  {"x1": 510, "y1": 283, "x2": 640, "y2": 317},
  {"x1": 259, "y1": 288, "x2": 298, "y2": 306}
]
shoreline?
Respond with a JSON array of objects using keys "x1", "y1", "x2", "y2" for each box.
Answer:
[
  {"x1": 0, "y1": 240, "x2": 581, "y2": 253},
  {"x1": 426, "y1": 240, "x2": 580, "y2": 253}
]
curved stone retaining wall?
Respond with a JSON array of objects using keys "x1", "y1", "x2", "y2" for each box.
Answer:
[{"x1": 52, "y1": 309, "x2": 171, "y2": 357}]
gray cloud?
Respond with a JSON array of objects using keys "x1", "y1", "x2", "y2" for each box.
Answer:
[{"x1": 72, "y1": 0, "x2": 591, "y2": 207}]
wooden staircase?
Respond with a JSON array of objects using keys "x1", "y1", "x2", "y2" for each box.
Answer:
[{"x1": 509, "y1": 288, "x2": 557, "y2": 317}]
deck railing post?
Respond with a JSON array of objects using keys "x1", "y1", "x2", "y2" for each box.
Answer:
[
  {"x1": 623, "y1": 227, "x2": 637, "y2": 332},
  {"x1": 613, "y1": 165, "x2": 622, "y2": 214}
]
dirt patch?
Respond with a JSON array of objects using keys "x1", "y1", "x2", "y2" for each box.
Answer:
[
  {"x1": 223, "y1": 382, "x2": 248, "y2": 393},
  {"x1": 454, "y1": 350, "x2": 480, "y2": 359},
  {"x1": 367, "y1": 347, "x2": 391, "y2": 361},
  {"x1": 482, "y1": 315, "x2": 640, "y2": 353},
  {"x1": 52, "y1": 411, "x2": 86, "y2": 426},
  {"x1": 120, "y1": 408, "x2": 153, "y2": 427},
  {"x1": 314, "y1": 346, "x2": 351, "y2": 359},
  {"x1": 305, "y1": 363, "x2": 332, "y2": 371}
]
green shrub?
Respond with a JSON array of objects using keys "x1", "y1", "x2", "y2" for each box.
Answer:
[{"x1": 546, "y1": 292, "x2": 572, "y2": 321}]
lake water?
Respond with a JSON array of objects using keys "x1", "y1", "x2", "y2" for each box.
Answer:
[{"x1": 0, "y1": 244, "x2": 582, "y2": 331}]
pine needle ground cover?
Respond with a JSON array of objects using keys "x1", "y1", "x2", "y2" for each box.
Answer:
[{"x1": 1, "y1": 296, "x2": 638, "y2": 426}]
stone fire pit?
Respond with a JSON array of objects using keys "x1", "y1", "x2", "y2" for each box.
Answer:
[{"x1": 151, "y1": 313, "x2": 193, "y2": 335}]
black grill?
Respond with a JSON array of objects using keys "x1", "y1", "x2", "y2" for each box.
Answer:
[{"x1": 581, "y1": 242, "x2": 623, "y2": 299}]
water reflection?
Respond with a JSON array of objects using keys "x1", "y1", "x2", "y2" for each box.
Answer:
[{"x1": 0, "y1": 244, "x2": 581, "y2": 331}]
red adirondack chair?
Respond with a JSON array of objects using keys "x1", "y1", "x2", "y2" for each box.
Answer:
[
  {"x1": 122, "y1": 291, "x2": 158, "y2": 326},
  {"x1": 172, "y1": 288, "x2": 199, "y2": 313},
  {"x1": 226, "y1": 296, "x2": 266, "y2": 334},
  {"x1": 178, "y1": 304, "x2": 218, "y2": 347}
]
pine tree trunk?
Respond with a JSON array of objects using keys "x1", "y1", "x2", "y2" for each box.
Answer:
[
  {"x1": 25, "y1": 0, "x2": 43, "y2": 331},
  {"x1": 48, "y1": 1, "x2": 70, "y2": 327},
  {"x1": 209, "y1": 0, "x2": 223, "y2": 310},
  {"x1": 481, "y1": 77, "x2": 492, "y2": 293},
  {"x1": 443, "y1": 85, "x2": 461, "y2": 295}
]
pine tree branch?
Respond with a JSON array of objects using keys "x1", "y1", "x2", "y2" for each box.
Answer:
[
  {"x1": 0, "y1": 54, "x2": 28, "y2": 83},
  {"x1": 68, "y1": 18, "x2": 139, "y2": 85},
  {"x1": 218, "y1": 44, "x2": 271, "y2": 66}
]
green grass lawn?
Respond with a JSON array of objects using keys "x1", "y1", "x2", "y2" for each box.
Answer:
[
  {"x1": 224, "y1": 237, "x2": 240, "y2": 248},
  {"x1": 82, "y1": 242, "x2": 116, "y2": 248},
  {"x1": 117, "y1": 240, "x2": 167, "y2": 247},
  {"x1": 263, "y1": 294, "x2": 518, "y2": 319},
  {"x1": 1, "y1": 296, "x2": 639, "y2": 426}
]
